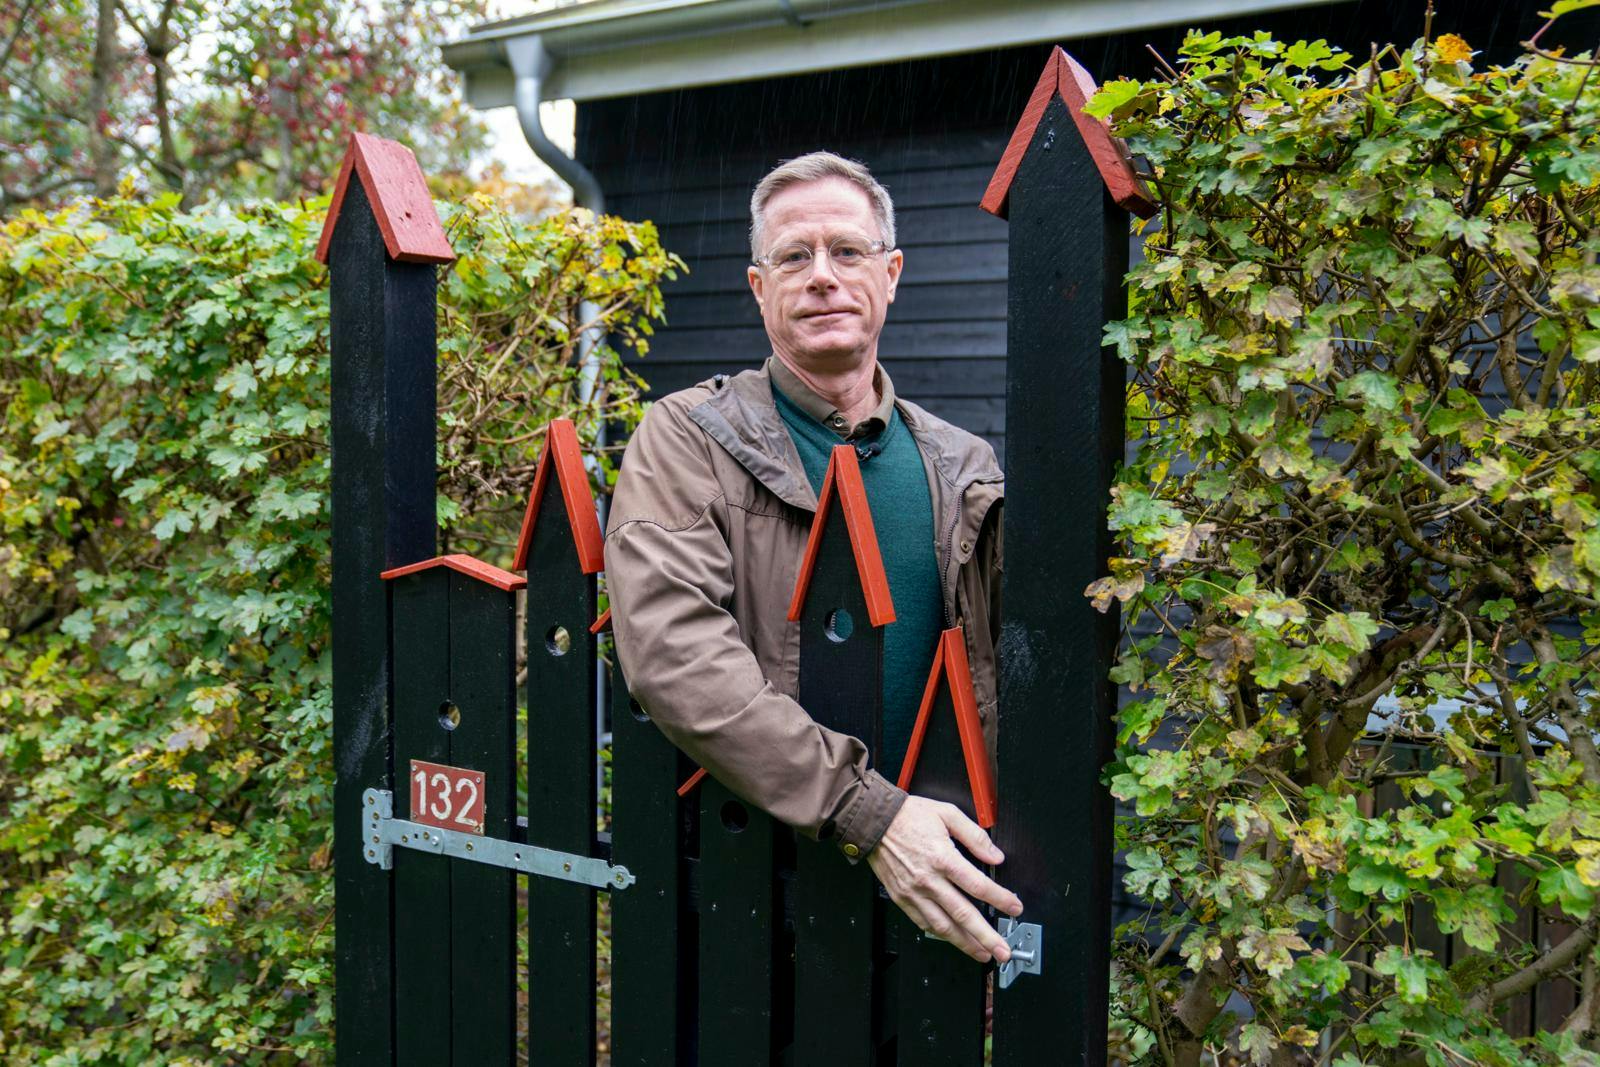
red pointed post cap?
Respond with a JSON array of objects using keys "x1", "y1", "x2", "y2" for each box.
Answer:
[
  {"x1": 787, "y1": 445, "x2": 895, "y2": 627},
  {"x1": 981, "y1": 47, "x2": 1157, "y2": 221},
  {"x1": 896, "y1": 627, "x2": 998, "y2": 829},
  {"x1": 315, "y1": 132, "x2": 456, "y2": 265},
  {"x1": 512, "y1": 419, "x2": 606, "y2": 575}
]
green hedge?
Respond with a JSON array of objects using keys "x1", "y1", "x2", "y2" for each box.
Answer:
[
  {"x1": 1088, "y1": 20, "x2": 1600, "y2": 1067},
  {"x1": 0, "y1": 192, "x2": 678, "y2": 1063}
]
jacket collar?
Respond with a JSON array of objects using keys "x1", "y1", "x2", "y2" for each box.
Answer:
[
  {"x1": 687, "y1": 360, "x2": 1000, "y2": 513},
  {"x1": 766, "y1": 355, "x2": 895, "y2": 440}
]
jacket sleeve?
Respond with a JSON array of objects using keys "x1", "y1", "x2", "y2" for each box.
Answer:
[{"x1": 604, "y1": 397, "x2": 906, "y2": 860}]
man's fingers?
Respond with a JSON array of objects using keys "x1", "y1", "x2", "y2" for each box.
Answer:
[
  {"x1": 894, "y1": 895, "x2": 934, "y2": 936},
  {"x1": 888, "y1": 880, "x2": 996, "y2": 964},
  {"x1": 944, "y1": 852, "x2": 1024, "y2": 918},
  {"x1": 926, "y1": 879, "x2": 1011, "y2": 963},
  {"x1": 939, "y1": 805, "x2": 1004, "y2": 866},
  {"x1": 913, "y1": 896, "x2": 994, "y2": 963}
]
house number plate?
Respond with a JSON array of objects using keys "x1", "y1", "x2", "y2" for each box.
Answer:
[{"x1": 408, "y1": 759, "x2": 486, "y2": 835}]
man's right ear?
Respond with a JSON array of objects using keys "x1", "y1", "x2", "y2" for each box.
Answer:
[{"x1": 747, "y1": 264, "x2": 765, "y2": 312}]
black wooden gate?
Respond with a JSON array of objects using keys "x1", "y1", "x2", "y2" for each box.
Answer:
[{"x1": 325, "y1": 47, "x2": 1153, "y2": 1067}]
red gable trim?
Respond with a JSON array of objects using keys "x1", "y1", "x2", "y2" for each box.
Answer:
[
  {"x1": 315, "y1": 132, "x2": 456, "y2": 265},
  {"x1": 512, "y1": 419, "x2": 606, "y2": 575},
  {"x1": 896, "y1": 627, "x2": 998, "y2": 829},
  {"x1": 786, "y1": 445, "x2": 895, "y2": 628},
  {"x1": 898, "y1": 636, "x2": 947, "y2": 792},
  {"x1": 940, "y1": 628, "x2": 998, "y2": 828},
  {"x1": 380, "y1": 553, "x2": 526, "y2": 592},
  {"x1": 980, "y1": 47, "x2": 1157, "y2": 221}
]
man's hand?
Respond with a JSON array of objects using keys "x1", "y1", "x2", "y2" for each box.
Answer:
[{"x1": 866, "y1": 796, "x2": 1024, "y2": 964}]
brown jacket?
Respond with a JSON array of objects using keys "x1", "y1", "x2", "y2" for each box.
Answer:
[{"x1": 605, "y1": 359, "x2": 1004, "y2": 860}]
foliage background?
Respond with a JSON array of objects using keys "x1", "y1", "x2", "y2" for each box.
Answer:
[
  {"x1": 0, "y1": 0, "x2": 511, "y2": 209},
  {"x1": 0, "y1": 190, "x2": 679, "y2": 1063},
  {"x1": 1086, "y1": 11, "x2": 1600, "y2": 1067}
]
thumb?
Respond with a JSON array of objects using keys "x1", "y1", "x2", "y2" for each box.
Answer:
[{"x1": 941, "y1": 805, "x2": 1003, "y2": 865}]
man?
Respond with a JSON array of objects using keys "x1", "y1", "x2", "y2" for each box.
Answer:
[{"x1": 605, "y1": 152, "x2": 1021, "y2": 964}]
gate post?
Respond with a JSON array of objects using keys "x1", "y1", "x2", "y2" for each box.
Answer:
[
  {"x1": 979, "y1": 48, "x2": 1155, "y2": 1066},
  {"x1": 513, "y1": 419, "x2": 605, "y2": 1064},
  {"x1": 318, "y1": 132, "x2": 455, "y2": 1064}
]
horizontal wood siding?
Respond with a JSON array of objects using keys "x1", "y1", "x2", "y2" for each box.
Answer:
[
  {"x1": 571, "y1": 0, "x2": 1598, "y2": 955},
  {"x1": 578, "y1": 48, "x2": 1048, "y2": 460}
]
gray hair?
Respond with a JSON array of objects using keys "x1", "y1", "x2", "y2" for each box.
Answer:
[{"x1": 749, "y1": 151, "x2": 896, "y2": 261}]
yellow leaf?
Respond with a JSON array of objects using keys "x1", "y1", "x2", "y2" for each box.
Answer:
[{"x1": 1434, "y1": 34, "x2": 1474, "y2": 65}]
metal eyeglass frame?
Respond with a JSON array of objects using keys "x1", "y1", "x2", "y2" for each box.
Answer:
[{"x1": 752, "y1": 235, "x2": 895, "y2": 274}]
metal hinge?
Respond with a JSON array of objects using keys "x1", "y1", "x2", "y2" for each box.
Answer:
[
  {"x1": 996, "y1": 917, "x2": 1043, "y2": 990},
  {"x1": 361, "y1": 789, "x2": 636, "y2": 891}
]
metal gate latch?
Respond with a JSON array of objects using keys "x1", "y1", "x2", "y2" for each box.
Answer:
[
  {"x1": 996, "y1": 917, "x2": 1043, "y2": 989},
  {"x1": 361, "y1": 789, "x2": 636, "y2": 891}
]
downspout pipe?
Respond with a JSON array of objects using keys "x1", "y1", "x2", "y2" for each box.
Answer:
[
  {"x1": 506, "y1": 33, "x2": 613, "y2": 778},
  {"x1": 506, "y1": 35, "x2": 605, "y2": 215},
  {"x1": 505, "y1": 33, "x2": 607, "y2": 413}
]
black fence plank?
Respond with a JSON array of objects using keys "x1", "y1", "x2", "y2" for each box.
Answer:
[
  {"x1": 610, "y1": 661, "x2": 692, "y2": 1066},
  {"x1": 525, "y1": 481, "x2": 600, "y2": 1065},
  {"x1": 328, "y1": 173, "x2": 438, "y2": 1067},
  {"x1": 792, "y1": 495, "x2": 883, "y2": 1064},
  {"x1": 893, "y1": 915, "x2": 987, "y2": 1067},
  {"x1": 991, "y1": 92, "x2": 1126, "y2": 1067},
  {"x1": 895, "y1": 637, "x2": 987, "y2": 1067},
  {"x1": 698, "y1": 778, "x2": 778, "y2": 1066},
  {"x1": 449, "y1": 572, "x2": 519, "y2": 1064},
  {"x1": 391, "y1": 571, "x2": 452, "y2": 1067}
]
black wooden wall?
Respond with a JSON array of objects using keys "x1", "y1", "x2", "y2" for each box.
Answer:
[
  {"x1": 570, "y1": 0, "x2": 1599, "y2": 943},
  {"x1": 577, "y1": 49, "x2": 1034, "y2": 460},
  {"x1": 572, "y1": 0, "x2": 1586, "y2": 464}
]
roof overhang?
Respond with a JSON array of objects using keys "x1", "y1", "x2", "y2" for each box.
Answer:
[{"x1": 442, "y1": 0, "x2": 1346, "y2": 108}]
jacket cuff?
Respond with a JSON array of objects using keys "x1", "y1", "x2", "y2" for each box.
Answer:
[{"x1": 832, "y1": 770, "x2": 907, "y2": 864}]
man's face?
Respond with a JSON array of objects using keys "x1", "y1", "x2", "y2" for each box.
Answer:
[{"x1": 747, "y1": 176, "x2": 903, "y2": 373}]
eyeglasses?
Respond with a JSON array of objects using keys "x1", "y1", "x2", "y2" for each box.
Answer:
[{"x1": 754, "y1": 234, "x2": 892, "y2": 275}]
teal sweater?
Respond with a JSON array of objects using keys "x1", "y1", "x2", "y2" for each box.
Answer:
[{"x1": 773, "y1": 386, "x2": 942, "y2": 779}]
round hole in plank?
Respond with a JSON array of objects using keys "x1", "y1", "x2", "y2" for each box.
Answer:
[
  {"x1": 720, "y1": 800, "x2": 749, "y2": 833},
  {"x1": 629, "y1": 699, "x2": 649, "y2": 723},
  {"x1": 825, "y1": 607, "x2": 854, "y2": 644},
  {"x1": 545, "y1": 625, "x2": 571, "y2": 656},
  {"x1": 438, "y1": 701, "x2": 460, "y2": 731}
]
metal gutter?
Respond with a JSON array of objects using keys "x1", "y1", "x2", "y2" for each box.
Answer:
[{"x1": 443, "y1": 0, "x2": 1346, "y2": 107}]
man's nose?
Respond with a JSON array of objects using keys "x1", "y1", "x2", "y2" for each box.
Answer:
[{"x1": 806, "y1": 250, "x2": 841, "y2": 290}]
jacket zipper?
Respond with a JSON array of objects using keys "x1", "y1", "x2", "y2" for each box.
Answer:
[{"x1": 939, "y1": 483, "x2": 967, "y2": 629}]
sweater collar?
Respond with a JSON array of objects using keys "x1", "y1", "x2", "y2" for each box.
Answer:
[
  {"x1": 687, "y1": 359, "x2": 995, "y2": 515},
  {"x1": 765, "y1": 355, "x2": 895, "y2": 441}
]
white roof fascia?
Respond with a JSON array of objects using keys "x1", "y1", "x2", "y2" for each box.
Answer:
[{"x1": 444, "y1": 0, "x2": 1344, "y2": 109}]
